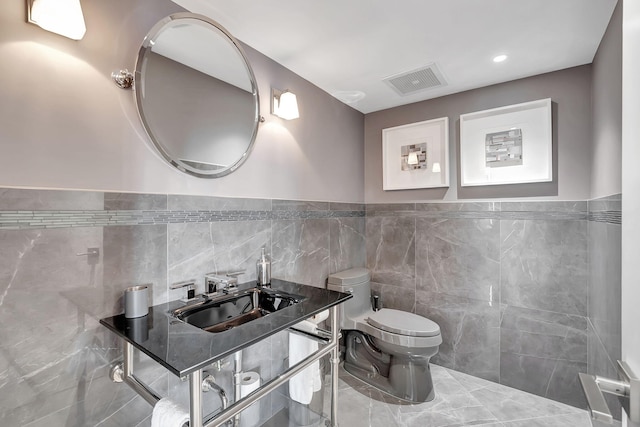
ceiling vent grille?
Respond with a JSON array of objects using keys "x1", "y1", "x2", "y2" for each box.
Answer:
[{"x1": 383, "y1": 63, "x2": 447, "y2": 96}]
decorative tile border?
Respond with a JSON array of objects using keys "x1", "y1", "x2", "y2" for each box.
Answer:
[
  {"x1": 0, "y1": 209, "x2": 365, "y2": 230},
  {"x1": 0, "y1": 187, "x2": 622, "y2": 229},
  {"x1": 366, "y1": 202, "x2": 589, "y2": 221}
]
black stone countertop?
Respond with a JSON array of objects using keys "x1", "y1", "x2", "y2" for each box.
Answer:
[{"x1": 100, "y1": 279, "x2": 351, "y2": 377}]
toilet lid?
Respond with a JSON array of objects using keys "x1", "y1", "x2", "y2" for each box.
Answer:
[{"x1": 366, "y1": 309, "x2": 440, "y2": 337}]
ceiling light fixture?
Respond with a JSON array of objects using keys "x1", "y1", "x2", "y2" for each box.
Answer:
[
  {"x1": 272, "y1": 88, "x2": 299, "y2": 120},
  {"x1": 493, "y1": 54, "x2": 508, "y2": 63},
  {"x1": 26, "y1": 0, "x2": 86, "y2": 40}
]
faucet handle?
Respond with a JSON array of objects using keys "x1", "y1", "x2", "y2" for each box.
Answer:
[
  {"x1": 204, "y1": 271, "x2": 244, "y2": 293},
  {"x1": 170, "y1": 280, "x2": 196, "y2": 300}
]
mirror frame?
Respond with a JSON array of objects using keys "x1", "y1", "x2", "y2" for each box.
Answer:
[{"x1": 134, "y1": 13, "x2": 261, "y2": 178}]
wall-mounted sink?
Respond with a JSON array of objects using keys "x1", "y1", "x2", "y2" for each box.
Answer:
[{"x1": 171, "y1": 287, "x2": 305, "y2": 333}]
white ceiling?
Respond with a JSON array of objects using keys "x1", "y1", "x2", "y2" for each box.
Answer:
[{"x1": 172, "y1": 0, "x2": 618, "y2": 114}]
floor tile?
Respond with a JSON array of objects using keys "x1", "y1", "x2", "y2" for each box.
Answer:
[{"x1": 331, "y1": 364, "x2": 592, "y2": 427}]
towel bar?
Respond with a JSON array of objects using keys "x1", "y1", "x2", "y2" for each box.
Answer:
[{"x1": 579, "y1": 360, "x2": 640, "y2": 424}]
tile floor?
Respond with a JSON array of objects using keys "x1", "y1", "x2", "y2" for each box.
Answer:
[{"x1": 328, "y1": 364, "x2": 598, "y2": 427}]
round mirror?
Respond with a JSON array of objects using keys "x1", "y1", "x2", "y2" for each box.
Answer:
[{"x1": 135, "y1": 13, "x2": 260, "y2": 178}]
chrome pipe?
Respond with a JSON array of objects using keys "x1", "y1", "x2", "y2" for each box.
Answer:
[
  {"x1": 233, "y1": 350, "x2": 243, "y2": 427},
  {"x1": 190, "y1": 369, "x2": 204, "y2": 427},
  {"x1": 330, "y1": 305, "x2": 340, "y2": 427},
  {"x1": 203, "y1": 336, "x2": 338, "y2": 427},
  {"x1": 123, "y1": 341, "x2": 162, "y2": 406},
  {"x1": 203, "y1": 375, "x2": 229, "y2": 410}
]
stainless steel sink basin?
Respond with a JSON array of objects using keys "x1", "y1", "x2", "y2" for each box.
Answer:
[{"x1": 171, "y1": 287, "x2": 305, "y2": 333}]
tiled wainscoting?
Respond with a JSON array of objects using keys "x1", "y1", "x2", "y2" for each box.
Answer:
[
  {"x1": 0, "y1": 188, "x2": 621, "y2": 425},
  {"x1": 587, "y1": 195, "x2": 622, "y2": 417},
  {"x1": 366, "y1": 198, "x2": 621, "y2": 410},
  {"x1": 0, "y1": 189, "x2": 365, "y2": 426}
]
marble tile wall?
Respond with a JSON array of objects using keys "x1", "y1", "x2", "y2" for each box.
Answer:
[
  {"x1": 0, "y1": 187, "x2": 621, "y2": 423},
  {"x1": 0, "y1": 188, "x2": 365, "y2": 426},
  {"x1": 366, "y1": 200, "x2": 616, "y2": 409},
  {"x1": 587, "y1": 194, "x2": 622, "y2": 419}
]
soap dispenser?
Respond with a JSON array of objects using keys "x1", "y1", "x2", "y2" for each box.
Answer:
[{"x1": 256, "y1": 247, "x2": 271, "y2": 286}]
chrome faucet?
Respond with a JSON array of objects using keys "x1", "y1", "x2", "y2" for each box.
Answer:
[
  {"x1": 205, "y1": 273, "x2": 238, "y2": 295},
  {"x1": 170, "y1": 280, "x2": 196, "y2": 301}
]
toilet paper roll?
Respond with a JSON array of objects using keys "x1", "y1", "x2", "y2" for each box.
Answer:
[
  {"x1": 308, "y1": 309, "x2": 329, "y2": 324},
  {"x1": 239, "y1": 371, "x2": 261, "y2": 427}
]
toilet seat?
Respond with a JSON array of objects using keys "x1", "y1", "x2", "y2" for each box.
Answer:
[{"x1": 366, "y1": 309, "x2": 440, "y2": 337}]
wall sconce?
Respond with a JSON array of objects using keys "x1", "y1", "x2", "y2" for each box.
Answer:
[
  {"x1": 432, "y1": 162, "x2": 441, "y2": 173},
  {"x1": 272, "y1": 88, "x2": 299, "y2": 120},
  {"x1": 26, "y1": 0, "x2": 87, "y2": 40}
]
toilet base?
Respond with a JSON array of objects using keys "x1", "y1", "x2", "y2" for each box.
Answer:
[{"x1": 344, "y1": 331, "x2": 436, "y2": 403}]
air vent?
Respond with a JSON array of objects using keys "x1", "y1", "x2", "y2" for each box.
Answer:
[{"x1": 383, "y1": 63, "x2": 447, "y2": 96}]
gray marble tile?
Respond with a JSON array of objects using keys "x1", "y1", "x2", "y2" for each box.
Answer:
[
  {"x1": 499, "y1": 412, "x2": 592, "y2": 426},
  {"x1": 498, "y1": 351, "x2": 587, "y2": 409},
  {"x1": 0, "y1": 225, "x2": 177, "y2": 426},
  {"x1": 104, "y1": 192, "x2": 167, "y2": 210},
  {"x1": 416, "y1": 291, "x2": 500, "y2": 382},
  {"x1": 500, "y1": 219, "x2": 588, "y2": 316},
  {"x1": 468, "y1": 376, "x2": 582, "y2": 422},
  {"x1": 271, "y1": 219, "x2": 330, "y2": 288},
  {"x1": 168, "y1": 220, "x2": 271, "y2": 295},
  {"x1": 588, "y1": 220, "x2": 621, "y2": 364},
  {"x1": 365, "y1": 203, "x2": 416, "y2": 213},
  {"x1": 0, "y1": 188, "x2": 104, "y2": 210},
  {"x1": 501, "y1": 201, "x2": 588, "y2": 213},
  {"x1": 545, "y1": 359, "x2": 587, "y2": 408},
  {"x1": 500, "y1": 305, "x2": 587, "y2": 363},
  {"x1": 272, "y1": 199, "x2": 329, "y2": 211},
  {"x1": 366, "y1": 216, "x2": 415, "y2": 289},
  {"x1": 416, "y1": 217, "x2": 500, "y2": 302},
  {"x1": 449, "y1": 367, "x2": 590, "y2": 422},
  {"x1": 588, "y1": 321, "x2": 623, "y2": 420},
  {"x1": 167, "y1": 194, "x2": 271, "y2": 211},
  {"x1": 332, "y1": 364, "x2": 589, "y2": 427},
  {"x1": 588, "y1": 193, "x2": 622, "y2": 212},
  {"x1": 329, "y1": 202, "x2": 365, "y2": 211},
  {"x1": 328, "y1": 384, "x2": 399, "y2": 427},
  {"x1": 103, "y1": 224, "x2": 168, "y2": 309},
  {"x1": 370, "y1": 281, "x2": 416, "y2": 312},
  {"x1": 329, "y1": 217, "x2": 365, "y2": 275}
]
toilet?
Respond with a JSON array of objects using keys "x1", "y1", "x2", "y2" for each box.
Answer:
[{"x1": 327, "y1": 268, "x2": 442, "y2": 402}]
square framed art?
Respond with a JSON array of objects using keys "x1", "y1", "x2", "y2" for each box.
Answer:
[
  {"x1": 459, "y1": 98, "x2": 552, "y2": 187},
  {"x1": 382, "y1": 117, "x2": 449, "y2": 190}
]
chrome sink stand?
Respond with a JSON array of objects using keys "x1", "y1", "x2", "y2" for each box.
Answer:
[{"x1": 112, "y1": 305, "x2": 341, "y2": 427}]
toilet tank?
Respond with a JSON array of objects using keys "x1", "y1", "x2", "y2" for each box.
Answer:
[{"x1": 327, "y1": 268, "x2": 372, "y2": 330}]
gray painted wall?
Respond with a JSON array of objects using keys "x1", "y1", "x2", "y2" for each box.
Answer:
[
  {"x1": 0, "y1": 0, "x2": 364, "y2": 202},
  {"x1": 591, "y1": 0, "x2": 622, "y2": 199},
  {"x1": 364, "y1": 66, "x2": 592, "y2": 202}
]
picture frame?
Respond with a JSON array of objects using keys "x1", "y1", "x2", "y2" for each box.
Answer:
[
  {"x1": 459, "y1": 98, "x2": 552, "y2": 187},
  {"x1": 382, "y1": 117, "x2": 449, "y2": 190}
]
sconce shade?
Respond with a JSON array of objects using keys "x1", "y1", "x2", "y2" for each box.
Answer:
[
  {"x1": 274, "y1": 90, "x2": 299, "y2": 120},
  {"x1": 432, "y1": 162, "x2": 441, "y2": 173},
  {"x1": 28, "y1": 0, "x2": 86, "y2": 40}
]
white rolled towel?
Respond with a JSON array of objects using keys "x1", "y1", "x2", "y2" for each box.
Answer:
[
  {"x1": 151, "y1": 398, "x2": 189, "y2": 427},
  {"x1": 289, "y1": 310, "x2": 329, "y2": 404}
]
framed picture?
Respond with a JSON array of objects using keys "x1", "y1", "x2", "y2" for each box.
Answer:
[
  {"x1": 459, "y1": 98, "x2": 552, "y2": 187},
  {"x1": 382, "y1": 117, "x2": 449, "y2": 190}
]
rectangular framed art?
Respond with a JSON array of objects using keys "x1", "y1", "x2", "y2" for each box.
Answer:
[
  {"x1": 382, "y1": 117, "x2": 449, "y2": 190},
  {"x1": 459, "y1": 98, "x2": 552, "y2": 187}
]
